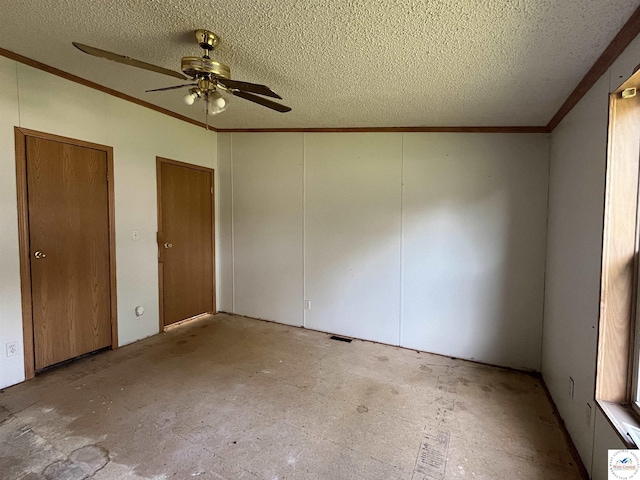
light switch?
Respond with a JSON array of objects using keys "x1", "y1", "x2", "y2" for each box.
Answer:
[{"x1": 132, "y1": 230, "x2": 139, "y2": 241}]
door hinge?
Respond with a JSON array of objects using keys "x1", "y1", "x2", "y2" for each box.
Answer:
[
  {"x1": 106, "y1": 172, "x2": 110, "y2": 181},
  {"x1": 211, "y1": 187, "x2": 213, "y2": 194}
]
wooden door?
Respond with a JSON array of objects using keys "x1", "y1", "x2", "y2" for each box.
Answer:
[
  {"x1": 26, "y1": 136, "x2": 113, "y2": 370},
  {"x1": 157, "y1": 159, "x2": 215, "y2": 326}
]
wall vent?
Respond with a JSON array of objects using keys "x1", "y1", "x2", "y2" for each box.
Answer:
[{"x1": 329, "y1": 335, "x2": 352, "y2": 343}]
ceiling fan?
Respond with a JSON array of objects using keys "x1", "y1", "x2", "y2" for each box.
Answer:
[{"x1": 72, "y1": 29, "x2": 291, "y2": 117}]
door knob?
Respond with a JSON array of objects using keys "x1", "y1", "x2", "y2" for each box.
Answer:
[
  {"x1": 34, "y1": 251, "x2": 46, "y2": 259},
  {"x1": 163, "y1": 243, "x2": 173, "y2": 249}
]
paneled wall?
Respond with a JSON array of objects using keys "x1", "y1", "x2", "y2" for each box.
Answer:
[
  {"x1": 402, "y1": 134, "x2": 548, "y2": 368},
  {"x1": 218, "y1": 131, "x2": 550, "y2": 370},
  {"x1": 305, "y1": 134, "x2": 403, "y2": 344},
  {"x1": 232, "y1": 133, "x2": 304, "y2": 326}
]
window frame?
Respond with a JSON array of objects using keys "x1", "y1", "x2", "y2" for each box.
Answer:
[
  {"x1": 631, "y1": 176, "x2": 640, "y2": 416},
  {"x1": 596, "y1": 70, "x2": 640, "y2": 427}
]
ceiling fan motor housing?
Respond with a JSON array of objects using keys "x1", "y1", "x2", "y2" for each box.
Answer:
[{"x1": 181, "y1": 56, "x2": 231, "y2": 80}]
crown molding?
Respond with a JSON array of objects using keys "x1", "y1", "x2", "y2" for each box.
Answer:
[
  {"x1": 546, "y1": 5, "x2": 640, "y2": 131},
  {"x1": 216, "y1": 126, "x2": 549, "y2": 133},
  {"x1": 4, "y1": 1, "x2": 640, "y2": 137}
]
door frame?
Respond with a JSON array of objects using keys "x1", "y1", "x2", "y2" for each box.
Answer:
[
  {"x1": 14, "y1": 127, "x2": 118, "y2": 380},
  {"x1": 156, "y1": 157, "x2": 216, "y2": 331}
]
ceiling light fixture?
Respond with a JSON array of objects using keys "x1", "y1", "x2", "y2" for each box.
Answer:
[
  {"x1": 182, "y1": 84, "x2": 229, "y2": 115},
  {"x1": 205, "y1": 91, "x2": 229, "y2": 115},
  {"x1": 183, "y1": 89, "x2": 199, "y2": 105}
]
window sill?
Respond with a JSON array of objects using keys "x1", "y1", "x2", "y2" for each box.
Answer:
[{"x1": 597, "y1": 400, "x2": 640, "y2": 448}]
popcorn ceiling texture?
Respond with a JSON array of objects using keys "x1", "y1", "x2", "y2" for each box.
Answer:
[{"x1": 0, "y1": 0, "x2": 638, "y2": 128}]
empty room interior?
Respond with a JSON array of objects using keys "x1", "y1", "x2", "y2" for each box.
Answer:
[{"x1": 3, "y1": 1, "x2": 640, "y2": 479}]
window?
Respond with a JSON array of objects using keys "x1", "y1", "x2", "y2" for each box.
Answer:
[{"x1": 596, "y1": 69, "x2": 640, "y2": 431}]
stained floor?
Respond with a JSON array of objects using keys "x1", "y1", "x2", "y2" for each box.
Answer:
[{"x1": 0, "y1": 314, "x2": 583, "y2": 479}]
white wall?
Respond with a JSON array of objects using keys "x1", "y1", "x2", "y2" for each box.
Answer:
[
  {"x1": 591, "y1": 409, "x2": 626, "y2": 480},
  {"x1": 305, "y1": 133, "x2": 403, "y2": 344},
  {"x1": 402, "y1": 134, "x2": 549, "y2": 369},
  {"x1": 0, "y1": 57, "x2": 218, "y2": 389},
  {"x1": 232, "y1": 133, "x2": 304, "y2": 326},
  {"x1": 541, "y1": 73, "x2": 609, "y2": 470},
  {"x1": 219, "y1": 131, "x2": 550, "y2": 370},
  {"x1": 217, "y1": 133, "x2": 233, "y2": 313},
  {"x1": 0, "y1": 57, "x2": 23, "y2": 388},
  {"x1": 541, "y1": 33, "x2": 640, "y2": 479}
]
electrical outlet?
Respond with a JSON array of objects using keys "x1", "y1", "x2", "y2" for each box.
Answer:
[
  {"x1": 568, "y1": 377, "x2": 575, "y2": 400},
  {"x1": 304, "y1": 300, "x2": 311, "y2": 310},
  {"x1": 6, "y1": 342, "x2": 18, "y2": 357},
  {"x1": 586, "y1": 403, "x2": 592, "y2": 426}
]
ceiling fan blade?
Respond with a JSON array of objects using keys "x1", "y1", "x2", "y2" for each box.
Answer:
[
  {"x1": 218, "y1": 78, "x2": 282, "y2": 99},
  {"x1": 72, "y1": 42, "x2": 188, "y2": 80},
  {"x1": 146, "y1": 84, "x2": 197, "y2": 92},
  {"x1": 231, "y1": 90, "x2": 291, "y2": 112}
]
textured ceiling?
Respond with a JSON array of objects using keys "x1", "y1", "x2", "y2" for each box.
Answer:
[{"x1": 1, "y1": 0, "x2": 639, "y2": 129}]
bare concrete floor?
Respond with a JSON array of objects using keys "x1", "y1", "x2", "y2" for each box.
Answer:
[{"x1": 1, "y1": 314, "x2": 583, "y2": 479}]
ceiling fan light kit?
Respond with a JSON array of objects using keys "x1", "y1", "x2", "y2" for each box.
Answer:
[
  {"x1": 72, "y1": 29, "x2": 290, "y2": 118},
  {"x1": 205, "y1": 90, "x2": 229, "y2": 116}
]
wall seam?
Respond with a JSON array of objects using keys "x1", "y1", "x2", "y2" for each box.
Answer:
[
  {"x1": 15, "y1": 61, "x2": 21, "y2": 126},
  {"x1": 230, "y1": 134, "x2": 236, "y2": 313},
  {"x1": 213, "y1": 132, "x2": 220, "y2": 311},
  {"x1": 103, "y1": 91, "x2": 108, "y2": 145},
  {"x1": 539, "y1": 133, "x2": 553, "y2": 374},
  {"x1": 302, "y1": 133, "x2": 307, "y2": 328},
  {"x1": 399, "y1": 133, "x2": 405, "y2": 347}
]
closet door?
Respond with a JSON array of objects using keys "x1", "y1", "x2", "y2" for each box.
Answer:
[
  {"x1": 26, "y1": 135, "x2": 112, "y2": 369},
  {"x1": 157, "y1": 158, "x2": 215, "y2": 326}
]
